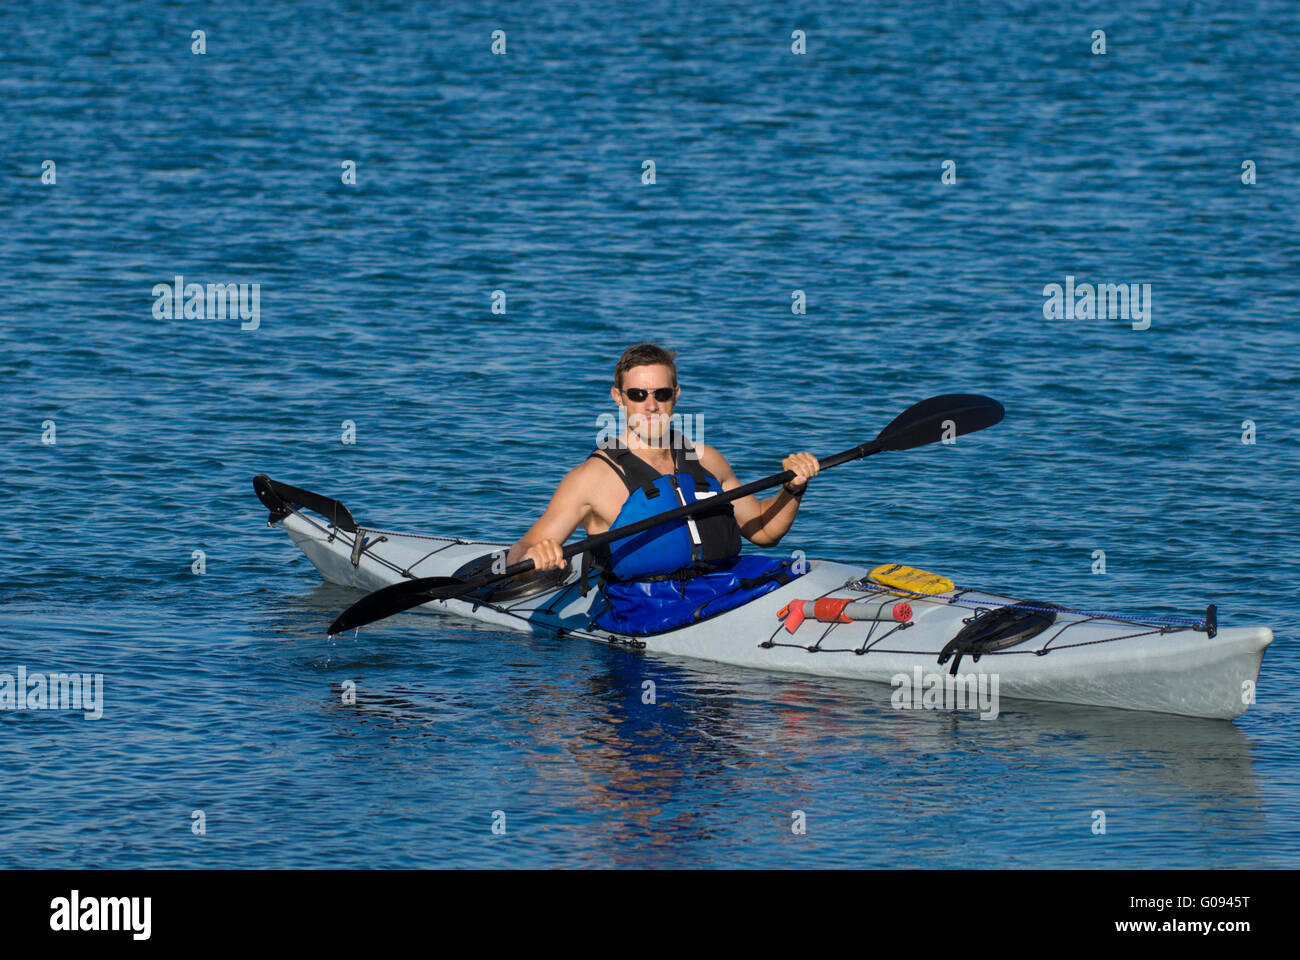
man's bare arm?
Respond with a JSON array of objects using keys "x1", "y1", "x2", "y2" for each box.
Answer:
[
  {"x1": 696, "y1": 444, "x2": 815, "y2": 548},
  {"x1": 505, "y1": 462, "x2": 596, "y2": 572}
]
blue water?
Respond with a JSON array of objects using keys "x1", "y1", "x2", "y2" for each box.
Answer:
[{"x1": 2, "y1": 0, "x2": 1298, "y2": 868}]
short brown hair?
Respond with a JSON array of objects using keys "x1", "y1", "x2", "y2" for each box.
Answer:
[{"x1": 614, "y1": 342, "x2": 678, "y2": 389}]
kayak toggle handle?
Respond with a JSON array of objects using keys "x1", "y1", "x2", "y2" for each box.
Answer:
[
  {"x1": 1204, "y1": 604, "x2": 1217, "y2": 639},
  {"x1": 350, "y1": 530, "x2": 389, "y2": 568}
]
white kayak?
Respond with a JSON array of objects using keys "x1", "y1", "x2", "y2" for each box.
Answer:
[{"x1": 254, "y1": 477, "x2": 1273, "y2": 720}]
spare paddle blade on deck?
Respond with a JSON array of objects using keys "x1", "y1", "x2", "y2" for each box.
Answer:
[
  {"x1": 873, "y1": 394, "x2": 1005, "y2": 452},
  {"x1": 937, "y1": 600, "x2": 1061, "y2": 675},
  {"x1": 328, "y1": 576, "x2": 473, "y2": 635}
]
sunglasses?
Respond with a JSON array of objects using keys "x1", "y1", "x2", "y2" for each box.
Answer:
[{"x1": 621, "y1": 386, "x2": 676, "y2": 403}]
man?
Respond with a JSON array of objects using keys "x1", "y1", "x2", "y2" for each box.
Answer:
[{"x1": 506, "y1": 343, "x2": 820, "y2": 634}]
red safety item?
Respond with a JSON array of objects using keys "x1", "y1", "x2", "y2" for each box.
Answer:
[
  {"x1": 779, "y1": 597, "x2": 914, "y2": 633},
  {"x1": 777, "y1": 600, "x2": 807, "y2": 633},
  {"x1": 812, "y1": 597, "x2": 854, "y2": 622}
]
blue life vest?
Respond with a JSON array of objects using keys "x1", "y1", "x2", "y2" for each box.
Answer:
[
  {"x1": 585, "y1": 434, "x2": 805, "y2": 636},
  {"x1": 588, "y1": 434, "x2": 740, "y2": 581}
]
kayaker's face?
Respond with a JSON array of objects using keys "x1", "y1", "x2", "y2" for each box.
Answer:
[{"x1": 613, "y1": 364, "x2": 679, "y2": 443}]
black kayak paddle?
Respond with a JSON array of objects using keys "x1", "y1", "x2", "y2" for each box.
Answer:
[{"x1": 326, "y1": 393, "x2": 1005, "y2": 635}]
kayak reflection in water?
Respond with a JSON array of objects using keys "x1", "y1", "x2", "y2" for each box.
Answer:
[{"x1": 505, "y1": 343, "x2": 820, "y2": 636}]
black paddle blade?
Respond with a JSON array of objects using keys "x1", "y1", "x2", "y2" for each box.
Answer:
[
  {"x1": 253, "y1": 474, "x2": 358, "y2": 531},
  {"x1": 328, "y1": 576, "x2": 473, "y2": 635},
  {"x1": 873, "y1": 394, "x2": 1004, "y2": 452}
]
